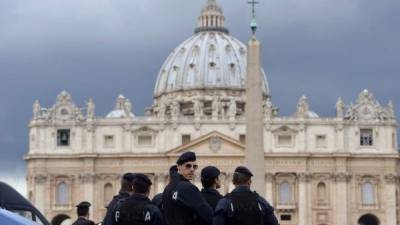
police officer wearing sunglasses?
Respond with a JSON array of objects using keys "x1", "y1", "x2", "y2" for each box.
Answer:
[{"x1": 162, "y1": 151, "x2": 213, "y2": 225}]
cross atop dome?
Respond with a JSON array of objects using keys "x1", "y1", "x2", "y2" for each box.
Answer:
[{"x1": 195, "y1": 0, "x2": 229, "y2": 34}]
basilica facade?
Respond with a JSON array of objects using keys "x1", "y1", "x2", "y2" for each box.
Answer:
[{"x1": 25, "y1": 1, "x2": 399, "y2": 225}]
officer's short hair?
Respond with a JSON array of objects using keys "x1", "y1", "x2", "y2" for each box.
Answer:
[
  {"x1": 77, "y1": 206, "x2": 89, "y2": 217},
  {"x1": 133, "y1": 174, "x2": 152, "y2": 194},
  {"x1": 201, "y1": 177, "x2": 214, "y2": 188},
  {"x1": 233, "y1": 172, "x2": 251, "y2": 185},
  {"x1": 121, "y1": 173, "x2": 135, "y2": 191}
]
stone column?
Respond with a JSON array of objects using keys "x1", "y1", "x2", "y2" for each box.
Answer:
[
  {"x1": 298, "y1": 173, "x2": 309, "y2": 225},
  {"x1": 265, "y1": 173, "x2": 274, "y2": 205},
  {"x1": 225, "y1": 173, "x2": 234, "y2": 194},
  {"x1": 34, "y1": 175, "x2": 47, "y2": 213},
  {"x1": 86, "y1": 124, "x2": 95, "y2": 153},
  {"x1": 218, "y1": 173, "x2": 227, "y2": 195},
  {"x1": 335, "y1": 124, "x2": 344, "y2": 152},
  {"x1": 156, "y1": 173, "x2": 168, "y2": 194},
  {"x1": 384, "y1": 174, "x2": 398, "y2": 225},
  {"x1": 123, "y1": 124, "x2": 131, "y2": 152},
  {"x1": 334, "y1": 173, "x2": 350, "y2": 225},
  {"x1": 79, "y1": 173, "x2": 96, "y2": 218},
  {"x1": 245, "y1": 35, "x2": 266, "y2": 196}
]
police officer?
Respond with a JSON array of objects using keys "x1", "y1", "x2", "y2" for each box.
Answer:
[
  {"x1": 162, "y1": 151, "x2": 213, "y2": 225},
  {"x1": 151, "y1": 165, "x2": 178, "y2": 210},
  {"x1": 102, "y1": 173, "x2": 135, "y2": 225},
  {"x1": 71, "y1": 201, "x2": 96, "y2": 225},
  {"x1": 200, "y1": 166, "x2": 223, "y2": 210},
  {"x1": 213, "y1": 166, "x2": 279, "y2": 225},
  {"x1": 115, "y1": 173, "x2": 164, "y2": 225}
]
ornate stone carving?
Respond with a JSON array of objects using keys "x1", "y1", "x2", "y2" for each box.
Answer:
[
  {"x1": 171, "y1": 100, "x2": 180, "y2": 120},
  {"x1": 228, "y1": 98, "x2": 236, "y2": 120},
  {"x1": 384, "y1": 174, "x2": 397, "y2": 184},
  {"x1": 124, "y1": 99, "x2": 133, "y2": 117},
  {"x1": 209, "y1": 135, "x2": 222, "y2": 152},
  {"x1": 32, "y1": 100, "x2": 41, "y2": 120},
  {"x1": 296, "y1": 95, "x2": 309, "y2": 118},
  {"x1": 344, "y1": 89, "x2": 391, "y2": 122},
  {"x1": 79, "y1": 173, "x2": 96, "y2": 183},
  {"x1": 212, "y1": 96, "x2": 221, "y2": 119},
  {"x1": 86, "y1": 98, "x2": 95, "y2": 120},
  {"x1": 387, "y1": 101, "x2": 395, "y2": 119},
  {"x1": 263, "y1": 98, "x2": 273, "y2": 120},
  {"x1": 158, "y1": 102, "x2": 166, "y2": 120},
  {"x1": 334, "y1": 173, "x2": 351, "y2": 182},
  {"x1": 336, "y1": 97, "x2": 345, "y2": 118},
  {"x1": 39, "y1": 90, "x2": 84, "y2": 122},
  {"x1": 312, "y1": 173, "x2": 333, "y2": 181},
  {"x1": 193, "y1": 98, "x2": 203, "y2": 120}
]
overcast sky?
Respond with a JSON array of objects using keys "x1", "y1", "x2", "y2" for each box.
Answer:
[{"x1": 0, "y1": 0, "x2": 399, "y2": 190}]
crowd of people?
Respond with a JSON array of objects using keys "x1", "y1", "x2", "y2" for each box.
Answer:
[{"x1": 71, "y1": 151, "x2": 279, "y2": 225}]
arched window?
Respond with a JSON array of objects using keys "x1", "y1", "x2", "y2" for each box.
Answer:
[
  {"x1": 104, "y1": 183, "x2": 114, "y2": 206},
  {"x1": 362, "y1": 182, "x2": 375, "y2": 205},
  {"x1": 279, "y1": 182, "x2": 291, "y2": 204},
  {"x1": 317, "y1": 182, "x2": 327, "y2": 204},
  {"x1": 56, "y1": 182, "x2": 69, "y2": 205}
]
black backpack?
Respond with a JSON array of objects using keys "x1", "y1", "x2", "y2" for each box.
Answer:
[{"x1": 226, "y1": 191, "x2": 264, "y2": 225}]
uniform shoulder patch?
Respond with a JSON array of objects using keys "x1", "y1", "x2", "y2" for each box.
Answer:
[{"x1": 172, "y1": 191, "x2": 178, "y2": 200}]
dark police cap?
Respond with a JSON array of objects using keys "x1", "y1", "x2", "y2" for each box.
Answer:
[
  {"x1": 169, "y1": 165, "x2": 178, "y2": 176},
  {"x1": 122, "y1": 172, "x2": 136, "y2": 182},
  {"x1": 201, "y1": 166, "x2": 220, "y2": 180},
  {"x1": 176, "y1": 151, "x2": 196, "y2": 165},
  {"x1": 134, "y1": 173, "x2": 152, "y2": 186},
  {"x1": 76, "y1": 201, "x2": 91, "y2": 208},
  {"x1": 234, "y1": 166, "x2": 253, "y2": 177}
]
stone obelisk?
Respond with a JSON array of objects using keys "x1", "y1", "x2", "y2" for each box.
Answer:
[{"x1": 245, "y1": 16, "x2": 266, "y2": 196}]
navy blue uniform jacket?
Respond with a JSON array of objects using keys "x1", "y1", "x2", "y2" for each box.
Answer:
[{"x1": 213, "y1": 186, "x2": 279, "y2": 225}]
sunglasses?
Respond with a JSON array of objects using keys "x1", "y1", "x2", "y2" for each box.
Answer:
[{"x1": 184, "y1": 163, "x2": 198, "y2": 170}]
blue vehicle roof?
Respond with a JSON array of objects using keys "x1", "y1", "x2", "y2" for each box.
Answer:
[
  {"x1": 0, "y1": 181, "x2": 32, "y2": 207},
  {"x1": 0, "y1": 208, "x2": 38, "y2": 225}
]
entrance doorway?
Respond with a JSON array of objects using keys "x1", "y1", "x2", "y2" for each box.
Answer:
[
  {"x1": 358, "y1": 214, "x2": 380, "y2": 225},
  {"x1": 51, "y1": 214, "x2": 71, "y2": 225}
]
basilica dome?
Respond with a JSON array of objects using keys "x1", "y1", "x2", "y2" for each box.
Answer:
[{"x1": 153, "y1": 0, "x2": 270, "y2": 99}]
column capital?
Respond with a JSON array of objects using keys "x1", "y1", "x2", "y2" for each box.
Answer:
[
  {"x1": 79, "y1": 173, "x2": 96, "y2": 183},
  {"x1": 34, "y1": 174, "x2": 48, "y2": 184},
  {"x1": 334, "y1": 172, "x2": 352, "y2": 183},
  {"x1": 265, "y1": 173, "x2": 275, "y2": 182},
  {"x1": 384, "y1": 174, "x2": 398, "y2": 184},
  {"x1": 297, "y1": 173, "x2": 310, "y2": 182}
]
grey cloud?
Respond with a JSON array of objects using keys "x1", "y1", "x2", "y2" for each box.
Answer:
[{"x1": 0, "y1": 0, "x2": 399, "y2": 175}]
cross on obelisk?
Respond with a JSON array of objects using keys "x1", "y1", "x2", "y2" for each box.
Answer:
[
  {"x1": 247, "y1": 0, "x2": 259, "y2": 34},
  {"x1": 248, "y1": 0, "x2": 259, "y2": 18}
]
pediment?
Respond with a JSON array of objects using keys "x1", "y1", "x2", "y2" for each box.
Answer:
[
  {"x1": 132, "y1": 126, "x2": 159, "y2": 133},
  {"x1": 166, "y1": 131, "x2": 245, "y2": 156},
  {"x1": 272, "y1": 125, "x2": 298, "y2": 134}
]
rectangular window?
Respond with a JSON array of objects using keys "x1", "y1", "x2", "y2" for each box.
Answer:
[
  {"x1": 57, "y1": 129, "x2": 70, "y2": 146},
  {"x1": 280, "y1": 214, "x2": 292, "y2": 221},
  {"x1": 104, "y1": 135, "x2": 115, "y2": 148},
  {"x1": 181, "y1": 135, "x2": 191, "y2": 145},
  {"x1": 277, "y1": 135, "x2": 292, "y2": 147},
  {"x1": 239, "y1": 135, "x2": 246, "y2": 144},
  {"x1": 360, "y1": 129, "x2": 373, "y2": 146},
  {"x1": 138, "y1": 135, "x2": 152, "y2": 146},
  {"x1": 316, "y1": 135, "x2": 327, "y2": 148}
]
